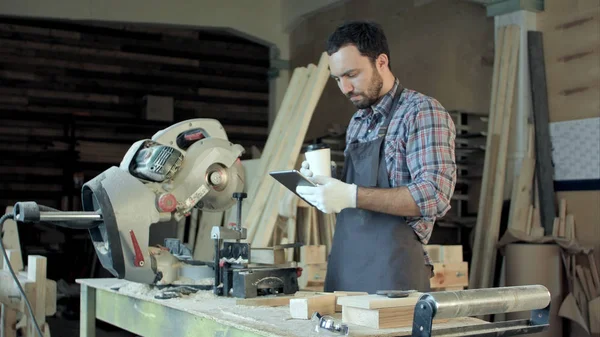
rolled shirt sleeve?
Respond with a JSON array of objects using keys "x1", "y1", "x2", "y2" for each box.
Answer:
[{"x1": 405, "y1": 99, "x2": 457, "y2": 221}]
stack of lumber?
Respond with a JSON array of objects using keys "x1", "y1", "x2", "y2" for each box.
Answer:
[
  {"x1": 469, "y1": 24, "x2": 521, "y2": 290},
  {"x1": 424, "y1": 244, "x2": 469, "y2": 290},
  {"x1": 225, "y1": 52, "x2": 330, "y2": 249}
]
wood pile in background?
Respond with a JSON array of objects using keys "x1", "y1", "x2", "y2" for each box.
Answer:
[
  {"x1": 0, "y1": 16, "x2": 271, "y2": 210},
  {"x1": 224, "y1": 52, "x2": 331, "y2": 249}
]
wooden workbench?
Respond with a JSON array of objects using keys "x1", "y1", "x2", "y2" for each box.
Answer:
[{"x1": 76, "y1": 278, "x2": 488, "y2": 337}]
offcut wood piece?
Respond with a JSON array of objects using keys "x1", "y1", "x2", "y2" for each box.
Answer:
[
  {"x1": 470, "y1": 24, "x2": 520, "y2": 290},
  {"x1": 431, "y1": 262, "x2": 469, "y2": 289},
  {"x1": 289, "y1": 294, "x2": 336, "y2": 319}
]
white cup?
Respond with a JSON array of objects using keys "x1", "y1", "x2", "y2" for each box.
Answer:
[{"x1": 304, "y1": 143, "x2": 331, "y2": 177}]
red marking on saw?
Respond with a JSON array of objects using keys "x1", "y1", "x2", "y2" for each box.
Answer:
[{"x1": 130, "y1": 230, "x2": 145, "y2": 267}]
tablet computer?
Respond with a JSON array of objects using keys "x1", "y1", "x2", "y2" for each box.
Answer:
[{"x1": 269, "y1": 169, "x2": 316, "y2": 204}]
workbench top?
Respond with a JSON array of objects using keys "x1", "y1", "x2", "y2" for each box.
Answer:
[{"x1": 77, "y1": 278, "x2": 488, "y2": 337}]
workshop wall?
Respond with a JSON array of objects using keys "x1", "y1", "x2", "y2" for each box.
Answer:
[
  {"x1": 537, "y1": 0, "x2": 600, "y2": 268},
  {"x1": 290, "y1": 0, "x2": 495, "y2": 142}
]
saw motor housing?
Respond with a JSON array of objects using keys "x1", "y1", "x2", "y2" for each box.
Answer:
[{"x1": 81, "y1": 119, "x2": 246, "y2": 285}]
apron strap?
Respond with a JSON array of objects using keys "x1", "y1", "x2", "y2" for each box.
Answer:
[{"x1": 377, "y1": 86, "x2": 404, "y2": 138}]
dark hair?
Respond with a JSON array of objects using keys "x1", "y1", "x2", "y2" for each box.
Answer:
[{"x1": 326, "y1": 20, "x2": 391, "y2": 69}]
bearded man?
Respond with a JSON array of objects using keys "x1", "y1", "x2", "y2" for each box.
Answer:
[{"x1": 296, "y1": 21, "x2": 457, "y2": 293}]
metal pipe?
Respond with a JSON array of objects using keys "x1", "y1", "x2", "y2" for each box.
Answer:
[
  {"x1": 418, "y1": 285, "x2": 550, "y2": 319},
  {"x1": 39, "y1": 212, "x2": 102, "y2": 222}
]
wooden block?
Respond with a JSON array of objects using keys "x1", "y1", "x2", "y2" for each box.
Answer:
[
  {"x1": 289, "y1": 294, "x2": 336, "y2": 319},
  {"x1": 300, "y1": 245, "x2": 326, "y2": 264},
  {"x1": 336, "y1": 293, "x2": 421, "y2": 310},
  {"x1": 250, "y1": 248, "x2": 286, "y2": 265},
  {"x1": 333, "y1": 291, "x2": 368, "y2": 312},
  {"x1": 431, "y1": 262, "x2": 469, "y2": 289}
]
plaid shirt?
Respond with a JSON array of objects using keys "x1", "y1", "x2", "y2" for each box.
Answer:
[{"x1": 345, "y1": 79, "x2": 457, "y2": 265}]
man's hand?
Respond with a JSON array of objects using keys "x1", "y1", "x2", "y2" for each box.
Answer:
[{"x1": 296, "y1": 176, "x2": 357, "y2": 214}]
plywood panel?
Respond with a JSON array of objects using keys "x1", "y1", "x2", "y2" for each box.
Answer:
[{"x1": 539, "y1": 8, "x2": 600, "y2": 122}]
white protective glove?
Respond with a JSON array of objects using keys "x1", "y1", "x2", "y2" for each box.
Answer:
[
  {"x1": 296, "y1": 175, "x2": 357, "y2": 214},
  {"x1": 300, "y1": 160, "x2": 313, "y2": 178}
]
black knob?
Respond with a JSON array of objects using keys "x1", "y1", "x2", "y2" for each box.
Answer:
[{"x1": 233, "y1": 192, "x2": 247, "y2": 200}]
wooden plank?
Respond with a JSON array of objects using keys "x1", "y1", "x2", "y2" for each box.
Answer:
[
  {"x1": 250, "y1": 53, "x2": 330, "y2": 247},
  {"x1": 507, "y1": 154, "x2": 535, "y2": 232},
  {"x1": 471, "y1": 25, "x2": 520, "y2": 290},
  {"x1": 336, "y1": 293, "x2": 422, "y2": 310},
  {"x1": 470, "y1": 25, "x2": 506, "y2": 290},
  {"x1": 528, "y1": 30, "x2": 558, "y2": 235},
  {"x1": 228, "y1": 66, "x2": 308, "y2": 235}
]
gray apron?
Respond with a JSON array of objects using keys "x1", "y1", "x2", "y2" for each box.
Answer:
[{"x1": 324, "y1": 90, "x2": 432, "y2": 294}]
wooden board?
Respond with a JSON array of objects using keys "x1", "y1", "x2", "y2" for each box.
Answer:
[
  {"x1": 336, "y1": 293, "x2": 421, "y2": 310},
  {"x1": 528, "y1": 30, "x2": 558, "y2": 235},
  {"x1": 431, "y1": 262, "x2": 469, "y2": 289}
]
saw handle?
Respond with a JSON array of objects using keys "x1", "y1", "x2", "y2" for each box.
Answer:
[{"x1": 12, "y1": 202, "x2": 101, "y2": 229}]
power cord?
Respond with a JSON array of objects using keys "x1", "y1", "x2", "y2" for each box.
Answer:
[{"x1": 1, "y1": 213, "x2": 45, "y2": 337}]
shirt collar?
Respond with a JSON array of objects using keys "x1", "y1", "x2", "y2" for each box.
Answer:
[{"x1": 354, "y1": 78, "x2": 402, "y2": 121}]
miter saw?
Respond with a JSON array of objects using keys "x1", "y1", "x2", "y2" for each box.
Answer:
[{"x1": 7, "y1": 118, "x2": 300, "y2": 298}]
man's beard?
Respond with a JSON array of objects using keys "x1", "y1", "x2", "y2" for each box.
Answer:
[{"x1": 346, "y1": 70, "x2": 384, "y2": 109}]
